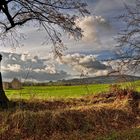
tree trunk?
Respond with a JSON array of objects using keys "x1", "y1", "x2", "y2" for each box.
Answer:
[{"x1": 0, "y1": 72, "x2": 9, "y2": 108}]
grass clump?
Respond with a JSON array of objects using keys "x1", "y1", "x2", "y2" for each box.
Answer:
[{"x1": 0, "y1": 95, "x2": 139, "y2": 140}]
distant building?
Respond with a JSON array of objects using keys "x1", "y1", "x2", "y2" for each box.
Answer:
[
  {"x1": 11, "y1": 78, "x2": 22, "y2": 89},
  {"x1": 3, "y1": 78, "x2": 22, "y2": 90}
]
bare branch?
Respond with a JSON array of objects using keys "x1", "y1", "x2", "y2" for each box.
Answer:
[
  {"x1": 116, "y1": 0, "x2": 140, "y2": 73},
  {"x1": 0, "y1": 0, "x2": 89, "y2": 55}
]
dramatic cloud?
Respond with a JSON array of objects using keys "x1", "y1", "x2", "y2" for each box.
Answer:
[
  {"x1": 76, "y1": 16, "x2": 111, "y2": 44},
  {"x1": 0, "y1": 0, "x2": 131, "y2": 59},
  {"x1": 0, "y1": 0, "x2": 135, "y2": 81},
  {"x1": 1, "y1": 52, "x2": 69, "y2": 81},
  {"x1": 58, "y1": 53, "x2": 112, "y2": 76},
  {"x1": 0, "y1": 51, "x2": 120, "y2": 81}
]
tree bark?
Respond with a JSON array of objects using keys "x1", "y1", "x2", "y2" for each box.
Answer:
[
  {"x1": 0, "y1": 89, "x2": 9, "y2": 108},
  {"x1": 0, "y1": 72, "x2": 9, "y2": 108},
  {"x1": 0, "y1": 54, "x2": 9, "y2": 108}
]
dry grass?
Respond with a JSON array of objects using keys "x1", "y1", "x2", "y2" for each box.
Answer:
[{"x1": 0, "y1": 89, "x2": 140, "y2": 140}]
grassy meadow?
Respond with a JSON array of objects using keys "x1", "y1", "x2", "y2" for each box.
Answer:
[
  {"x1": 5, "y1": 84, "x2": 110, "y2": 100},
  {"x1": 5, "y1": 80, "x2": 140, "y2": 100}
]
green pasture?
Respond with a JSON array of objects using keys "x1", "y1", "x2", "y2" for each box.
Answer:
[{"x1": 5, "y1": 80, "x2": 140, "y2": 100}]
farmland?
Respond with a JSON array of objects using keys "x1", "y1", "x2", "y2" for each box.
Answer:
[
  {"x1": 5, "y1": 80, "x2": 140, "y2": 100},
  {"x1": 5, "y1": 84, "x2": 109, "y2": 100}
]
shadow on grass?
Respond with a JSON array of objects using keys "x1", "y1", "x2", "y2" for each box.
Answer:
[
  {"x1": 6, "y1": 98, "x2": 90, "y2": 111},
  {"x1": 0, "y1": 91, "x2": 140, "y2": 140},
  {"x1": 0, "y1": 101, "x2": 139, "y2": 140},
  {"x1": 2, "y1": 90, "x2": 140, "y2": 112}
]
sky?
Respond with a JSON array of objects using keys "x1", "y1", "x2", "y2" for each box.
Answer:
[{"x1": 0, "y1": 0, "x2": 134, "y2": 82}]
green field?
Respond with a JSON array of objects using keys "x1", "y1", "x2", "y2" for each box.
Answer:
[
  {"x1": 5, "y1": 84, "x2": 109, "y2": 100},
  {"x1": 5, "y1": 80, "x2": 140, "y2": 100}
]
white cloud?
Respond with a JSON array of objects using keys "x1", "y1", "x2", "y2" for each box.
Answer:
[
  {"x1": 34, "y1": 64, "x2": 56, "y2": 74},
  {"x1": 58, "y1": 53, "x2": 112, "y2": 76},
  {"x1": 94, "y1": 70, "x2": 109, "y2": 76},
  {"x1": 76, "y1": 16, "x2": 111, "y2": 44},
  {"x1": 1, "y1": 52, "x2": 69, "y2": 81},
  {"x1": 2, "y1": 64, "x2": 21, "y2": 72}
]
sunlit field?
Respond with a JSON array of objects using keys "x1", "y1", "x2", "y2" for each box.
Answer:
[
  {"x1": 5, "y1": 84, "x2": 109, "y2": 100},
  {"x1": 1, "y1": 81, "x2": 140, "y2": 140},
  {"x1": 5, "y1": 80, "x2": 140, "y2": 100}
]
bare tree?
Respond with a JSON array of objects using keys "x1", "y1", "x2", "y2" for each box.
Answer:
[
  {"x1": 117, "y1": 0, "x2": 140, "y2": 74},
  {"x1": 0, "y1": 0, "x2": 89, "y2": 107}
]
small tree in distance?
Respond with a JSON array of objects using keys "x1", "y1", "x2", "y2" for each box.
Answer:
[{"x1": 0, "y1": 0, "x2": 89, "y2": 107}]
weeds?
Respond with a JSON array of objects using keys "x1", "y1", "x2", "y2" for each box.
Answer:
[
  {"x1": 0, "y1": 95, "x2": 139, "y2": 140},
  {"x1": 109, "y1": 84, "x2": 140, "y2": 100}
]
